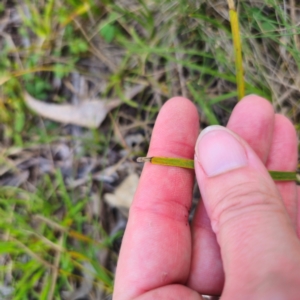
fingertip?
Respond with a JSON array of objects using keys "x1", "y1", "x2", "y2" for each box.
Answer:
[
  {"x1": 227, "y1": 94, "x2": 275, "y2": 163},
  {"x1": 266, "y1": 113, "x2": 298, "y2": 170},
  {"x1": 274, "y1": 113, "x2": 297, "y2": 133},
  {"x1": 230, "y1": 95, "x2": 274, "y2": 125},
  {"x1": 149, "y1": 96, "x2": 199, "y2": 158},
  {"x1": 165, "y1": 96, "x2": 198, "y2": 110},
  {"x1": 240, "y1": 94, "x2": 273, "y2": 109},
  {"x1": 159, "y1": 96, "x2": 199, "y2": 125}
]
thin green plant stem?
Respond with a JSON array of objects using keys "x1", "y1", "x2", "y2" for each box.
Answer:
[
  {"x1": 137, "y1": 157, "x2": 298, "y2": 183},
  {"x1": 227, "y1": 0, "x2": 245, "y2": 100},
  {"x1": 137, "y1": 156, "x2": 194, "y2": 169}
]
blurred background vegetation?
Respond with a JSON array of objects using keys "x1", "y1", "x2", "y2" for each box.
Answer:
[{"x1": 0, "y1": 0, "x2": 300, "y2": 298}]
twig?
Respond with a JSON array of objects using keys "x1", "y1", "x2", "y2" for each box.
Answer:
[
  {"x1": 48, "y1": 235, "x2": 63, "y2": 300},
  {"x1": 174, "y1": 37, "x2": 188, "y2": 98},
  {"x1": 290, "y1": 0, "x2": 300, "y2": 51},
  {"x1": 72, "y1": 18, "x2": 117, "y2": 73},
  {"x1": 9, "y1": 236, "x2": 54, "y2": 269}
]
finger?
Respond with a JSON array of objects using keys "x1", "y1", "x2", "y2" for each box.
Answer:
[
  {"x1": 133, "y1": 285, "x2": 203, "y2": 300},
  {"x1": 297, "y1": 186, "x2": 300, "y2": 236},
  {"x1": 195, "y1": 126, "x2": 300, "y2": 297},
  {"x1": 113, "y1": 97, "x2": 199, "y2": 300},
  {"x1": 227, "y1": 94, "x2": 275, "y2": 163},
  {"x1": 266, "y1": 114, "x2": 298, "y2": 227},
  {"x1": 188, "y1": 95, "x2": 275, "y2": 295},
  {"x1": 228, "y1": 100, "x2": 298, "y2": 225},
  {"x1": 187, "y1": 201, "x2": 224, "y2": 295}
]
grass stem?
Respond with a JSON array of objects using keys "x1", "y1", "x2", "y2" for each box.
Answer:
[
  {"x1": 227, "y1": 0, "x2": 245, "y2": 100},
  {"x1": 137, "y1": 156, "x2": 298, "y2": 182}
]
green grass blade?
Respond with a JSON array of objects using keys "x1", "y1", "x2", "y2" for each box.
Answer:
[
  {"x1": 209, "y1": 91, "x2": 238, "y2": 105},
  {"x1": 187, "y1": 83, "x2": 219, "y2": 125},
  {"x1": 151, "y1": 157, "x2": 194, "y2": 169},
  {"x1": 268, "y1": 171, "x2": 297, "y2": 181},
  {"x1": 137, "y1": 157, "x2": 298, "y2": 182}
]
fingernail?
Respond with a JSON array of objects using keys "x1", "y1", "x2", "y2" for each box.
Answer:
[{"x1": 195, "y1": 126, "x2": 248, "y2": 177}]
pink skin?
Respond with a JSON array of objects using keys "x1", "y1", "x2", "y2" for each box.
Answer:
[{"x1": 113, "y1": 96, "x2": 300, "y2": 299}]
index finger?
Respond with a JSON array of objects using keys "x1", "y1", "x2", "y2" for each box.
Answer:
[{"x1": 113, "y1": 97, "x2": 199, "y2": 300}]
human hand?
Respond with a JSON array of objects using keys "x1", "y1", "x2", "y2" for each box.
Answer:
[{"x1": 113, "y1": 95, "x2": 300, "y2": 299}]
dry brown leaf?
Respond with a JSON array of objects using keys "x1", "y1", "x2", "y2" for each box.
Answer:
[
  {"x1": 104, "y1": 173, "x2": 139, "y2": 217},
  {"x1": 23, "y1": 84, "x2": 146, "y2": 128},
  {"x1": 24, "y1": 92, "x2": 120, "y2": 128}
]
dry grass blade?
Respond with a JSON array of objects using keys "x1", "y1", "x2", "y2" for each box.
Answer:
[
  {"x1": 48, "y1": 235, "x2": 63, "y2": 300},
  {"x1": 0, "y1": 67, "x2": 55, "y2": 86},
  {"x1": 9, "y1": 237, "x2": 54, "y2": 270}
]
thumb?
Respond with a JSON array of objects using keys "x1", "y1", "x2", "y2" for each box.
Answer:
[{"x1": 195, "y1": 125, "x2": 300, "y2": 298}]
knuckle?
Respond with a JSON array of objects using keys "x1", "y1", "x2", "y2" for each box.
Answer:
[
  {"x1": 211, "y1": 179, "x2": 282, "y2": 232},
  {"x1": 131, "y1": 198, "x2": 190, "y2": 224}
]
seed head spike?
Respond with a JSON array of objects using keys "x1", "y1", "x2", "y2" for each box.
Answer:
[{"x1": 137, "y1": 157, "x2": 152, "y2": 163}]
